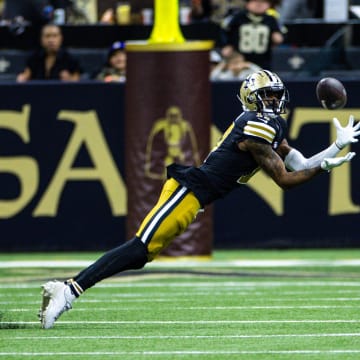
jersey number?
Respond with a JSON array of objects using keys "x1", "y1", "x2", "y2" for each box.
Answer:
[{"x1": 239, "y1": 24, "x2": 270, "y2": 54}]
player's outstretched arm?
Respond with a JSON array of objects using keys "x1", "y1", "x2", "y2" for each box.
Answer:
[
  {"x1": 245, "y1": 139, "x2": 355, "y2": 190},
  {"x1": 281, "y1": 115, "x2": 360, "y2": 171}
]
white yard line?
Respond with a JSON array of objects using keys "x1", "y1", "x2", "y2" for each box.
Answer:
[
  {"x1": 5, "y1": 305, "x2": 360, "y2": 312},
  {"x1": 2, "y1": 281, "x2": 360, "y2": 289},
  {"x1": 9, "y1": 333, "x2": 360, "y2": 340},
  {"x1": 3, "y1": 297, "x2": 360, "y2": 306},
  {"x1": 3, "y1": 319, "x2": 360, "y2": 325},
  {"x1": 1, "y1": 259, "x2": 360, "y2": 268},
  {"x1": 6, "y1": 333, "x2": 360, "y2": 341},
  {"x1": 1, "y1": 350, "x2": 360, "y2": 356}
]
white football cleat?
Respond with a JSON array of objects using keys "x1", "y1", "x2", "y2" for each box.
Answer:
[{"x1": 39, "y1": 280, "x2": 76, "y2": 329}]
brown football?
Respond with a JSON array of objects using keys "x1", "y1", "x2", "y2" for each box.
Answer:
[{"x1": 316, "y1": 77, "x2": 347, "y2": 110}]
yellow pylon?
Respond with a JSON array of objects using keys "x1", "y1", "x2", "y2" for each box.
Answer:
[{"x1": 149, "y1": 0, "x2": 185, "y2": 44}]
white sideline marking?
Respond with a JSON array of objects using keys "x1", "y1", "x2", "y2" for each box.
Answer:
[
  {"x1": 4, "y1": 296, "x2": 360, "y2": 306},
  {"x1": 94, "y1": 281, "x2": 360, "y2": 287},
  {"x1": 0, "y1": 260, "x2": 91, "y2": 268},
  {"x1": 1, "y1": 350, "x2": 360, "y2": 356},
  {"x1": 3, "y1": 319, "x2": 360, "y2": 325},
  {"x1": 2, "y1": 281, "x2": 360, "y2": 289},
  {"x1": 2, "y1": 259, "x2": 360, "y2": 268},
  {"x1": 10, "y1": 333, "x2": 360, "y2": 340},
  {"x1": 5, "y1": 305, "x2": 360, "y2": 312}
]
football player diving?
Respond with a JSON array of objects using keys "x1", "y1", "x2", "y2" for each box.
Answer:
[{"x1": 39, "y1": 69, "x2": 360, "y2": 329}]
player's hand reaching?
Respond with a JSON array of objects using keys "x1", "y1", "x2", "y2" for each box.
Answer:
[
  {"x1": 334, "y1": 115, "x2": 360, "y2": 149},
  {"x1": 321, "y1": 152, "x2": 356, "y2": 171}
]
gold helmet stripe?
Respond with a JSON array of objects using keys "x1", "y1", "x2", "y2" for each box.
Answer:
[{"x1": 262, "y1": 69, "x2": 276, "y2": 82}]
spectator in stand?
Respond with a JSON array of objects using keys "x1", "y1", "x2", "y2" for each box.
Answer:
[
  {"x1": 16, "y1": 23, "x2": 81, "y2": 82},
  {"x1": 210, "y1": 51, "x2": 261, "y2": 80},
  {"x1": 94, "y1": 41, "x2": 126, "y2": 83},
  {"x1": 220, "y1": 0, "x2": 284, "y2": 69}
]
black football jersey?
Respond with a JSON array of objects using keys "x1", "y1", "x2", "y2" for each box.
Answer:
[
  {"x1": 223, "y1": 10, "x2": 282, "y2": 68},
  {"x1": 167, "y1": 111, "x2": 287, "y2": 206}
]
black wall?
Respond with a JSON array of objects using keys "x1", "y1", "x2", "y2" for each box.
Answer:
[{"x1": 0, "y1": 80, "x2": 358, "y2": 251}]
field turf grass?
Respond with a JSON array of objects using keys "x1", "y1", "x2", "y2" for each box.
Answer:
[{"x1": 1, "y1": 249, "x2": 360, "y2": 359}]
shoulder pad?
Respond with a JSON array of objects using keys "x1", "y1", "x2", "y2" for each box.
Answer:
[{"x1": 243, "y1": 118, "x2": 277, "y2": 144}]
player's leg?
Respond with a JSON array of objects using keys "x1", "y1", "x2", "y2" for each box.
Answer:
[
  {"x1": 70, "y1": 179, "x2": 200, "y2": 291},
  {"x1": 39, "y1": 236, "x2": 149, "y2": 329},
  {"x1": 136, "y1": 178, "x2": 201, "y2": 261},
  {"x1": 70, "y1": 237, "x2": 147, "y2": 294},
  {"x1": 39, "y1": 236, "x2": 148, "y2": 329},
  {"x1": 39, "y1": 179, "x2": 201, "y2": 328}
]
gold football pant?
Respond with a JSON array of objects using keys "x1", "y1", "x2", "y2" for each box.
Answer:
[
  {"x1": 136, "y1": 178, "x2": 201, "y2": 260},
  {"x1": 73, "y1": 178, "x2": 200, "y2": 291}
]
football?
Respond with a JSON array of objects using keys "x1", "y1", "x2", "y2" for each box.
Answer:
[{"x1": 316, "y1": 77, "x2": 347, "y2": 110}]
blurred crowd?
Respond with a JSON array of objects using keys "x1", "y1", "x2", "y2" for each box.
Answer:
[
  {"x1": 0, "y1": 0, "x2": 348, "y2": 82},
  {"x1": 0, "y1": 0, "x2": 325, "y2": 26},
  {"x1": 15, "y1": 23, "x2": 127, "y2": 82}
]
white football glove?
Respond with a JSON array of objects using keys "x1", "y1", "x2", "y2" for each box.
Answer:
[
  {"x1": 321, "y1": 152, "x2": 356, "y2": 171},
  {"x1": 334, "y1": 115, "x2": 360, "y2": 149}
]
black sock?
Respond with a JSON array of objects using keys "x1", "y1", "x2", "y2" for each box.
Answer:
[
  {"x1": 74, "y1": 237, "x2": 148, "y2": 291},
  {"x1": 65, "y1": 278, "x2": 83, "y2": 297}
]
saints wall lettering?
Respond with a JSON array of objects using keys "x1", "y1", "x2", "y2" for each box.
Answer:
[
  {"x1": 0, "y1": 104, "x2": 357, "y2": 219},
  {"x1": 0, "y1": 105, "x2": 126, "y2": 218},
  {"x1": 0, "y1": 105, "x2": 39, "y2": 218}
]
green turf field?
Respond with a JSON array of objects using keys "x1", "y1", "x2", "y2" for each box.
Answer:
[{"x1": 1, "y1": 249, "x2": 360, "y2": 359}]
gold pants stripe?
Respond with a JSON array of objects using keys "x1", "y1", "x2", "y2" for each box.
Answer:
[{"x1": 136, "y1": 178, "x2": 201, "y2": 260}]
